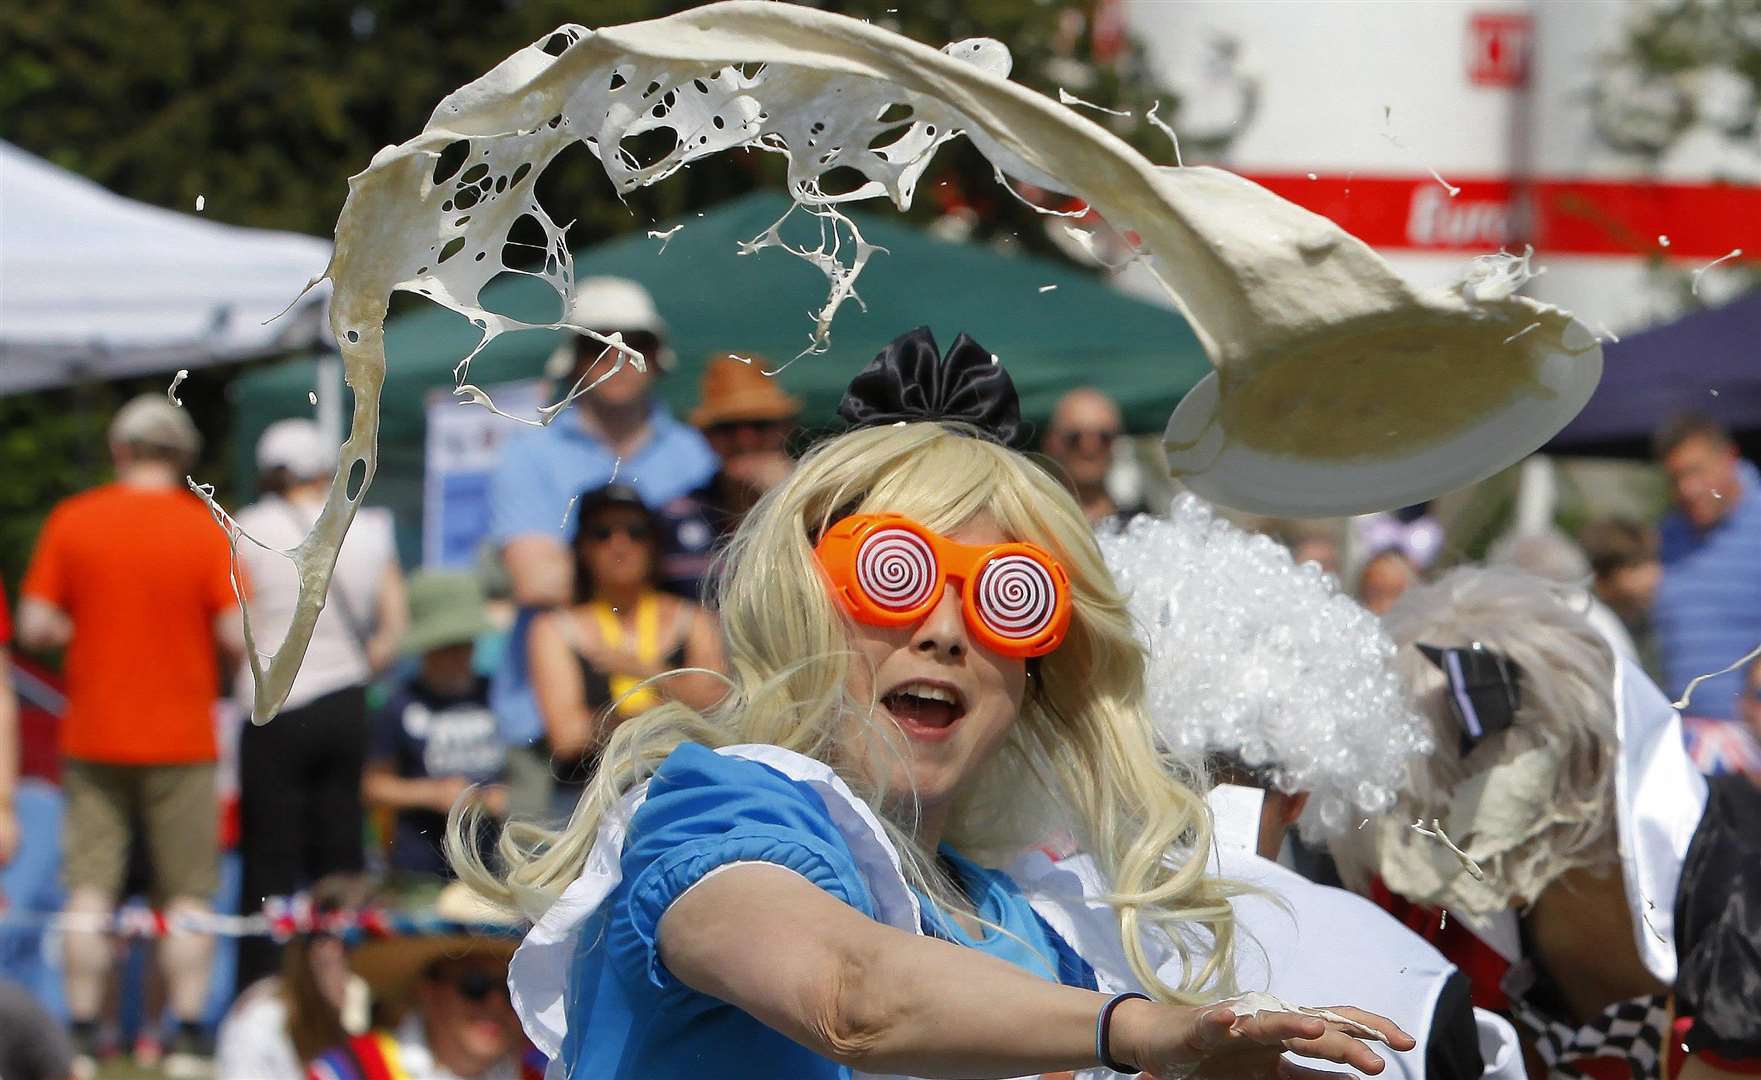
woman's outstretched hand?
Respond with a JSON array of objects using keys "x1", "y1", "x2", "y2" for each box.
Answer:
[{"x1": 1111, "y1": 998, "x2": 1415, "y2": 1079}]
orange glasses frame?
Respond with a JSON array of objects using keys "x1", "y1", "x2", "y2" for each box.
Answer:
[{"x1": 814, "y1": 513, "x2": 1072, "y2": 658}]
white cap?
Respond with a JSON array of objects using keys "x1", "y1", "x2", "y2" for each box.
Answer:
[
  {"x1": 256, "y1": 418, "x2": 337, "y2": 479},
  {"x1": 545, "y1": 276, "x2": 671, "y2": 378},
  {"x1": 109, "y1": 395, "x2": 201, "y2": 459}
]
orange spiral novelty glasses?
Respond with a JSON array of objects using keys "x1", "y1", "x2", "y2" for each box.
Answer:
[{"x1": 814, "y1": 513, "x2": 1072, "y2": 658}]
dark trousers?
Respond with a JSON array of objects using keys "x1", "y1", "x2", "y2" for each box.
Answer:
[{"x1": 235, "y1": 684, "x2": 368, "y2": 991}]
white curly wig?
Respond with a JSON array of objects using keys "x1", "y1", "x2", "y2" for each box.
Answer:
[{"x1": 1098, "y1": 497, "x2": 1432, "y2": 840}]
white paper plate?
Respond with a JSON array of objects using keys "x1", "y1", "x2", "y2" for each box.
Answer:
[{"x1": 1164, "y1": 320, "x2": 1604, "y2": 517}]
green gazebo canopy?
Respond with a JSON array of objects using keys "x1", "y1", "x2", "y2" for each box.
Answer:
[{"x1": 234, "y1": 192, "x2": 1210, "y2": 560}]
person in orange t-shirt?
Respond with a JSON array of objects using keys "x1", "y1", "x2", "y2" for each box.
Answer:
[{"x1": 17, "y1": 394, "x2": 246, "y2": 1074}]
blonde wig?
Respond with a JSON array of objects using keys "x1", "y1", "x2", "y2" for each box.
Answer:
[
  {"x1": 449, "y1": 421, "x2": 1237, "y2": 1001},
  {"x1": 1334, "y1": 566, "x2": 1620, "y2": 913}
]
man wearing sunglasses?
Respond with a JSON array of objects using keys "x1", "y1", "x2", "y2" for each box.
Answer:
[
  {"x1": 309, "y1": 885, "x2": 542, "y2": 1080},
  {"x1": 1040, "y1": 387, "x2": 1141, "y2": 527},
  {"x1": 660, "y1": 353, "x2": 804, "y2": 600},
  {"x1": 487, "y1": 278, "x2": 718, "y2": 816}
]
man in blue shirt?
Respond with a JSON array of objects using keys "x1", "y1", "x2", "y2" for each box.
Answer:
[
  {"x1": 488, "y1": 278, "x2": 717, "y2": 810},
  {"x1": 1652, "y1": 413, "x2": 1761, "y2": 733}
]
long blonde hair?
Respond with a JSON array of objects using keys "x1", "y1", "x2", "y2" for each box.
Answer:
[{"x1": 449, "y1": 422, "x2": 1236, "y2": 1000}]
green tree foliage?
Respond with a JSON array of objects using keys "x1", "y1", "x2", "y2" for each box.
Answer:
[
  {"x1": 0, "y1": 0, "x2": 1174, "y2": 585},
  {"x1": 0, "y1": 370, "x2": 239, "y2": 592},
  {"x1": 1, "y1": 0, "x2": 1174, "y2": 244},
  {"x1": 1590, "y1": 0, "x2": 1761, "y2": 300}
]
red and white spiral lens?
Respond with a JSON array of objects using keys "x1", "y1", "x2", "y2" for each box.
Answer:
[
  {"x1": 974, "y1": 554, "x2": 1059, "y2": 640},
  {"x1": 854, "y1": 526, "x2": 939, "y2": 614}
]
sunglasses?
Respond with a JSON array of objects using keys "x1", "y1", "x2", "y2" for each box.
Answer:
[
  {"x1": 706, "y1": 419, "x2": 792, "y2": 438},
  {"x1": 814, "y1": 513, "x2": 1072, "y2": 658},
  {"x1": 575, "y1": 331, "x2": 660, "y2": 360},
  {"x1": 438, "y1": 968, "x2": 509, "y2": 1004},
  {"x1": 1417, "y1": 642, "x2": 1523, "y2": 755},
  {"x1": 1055, "y1": 429, "x2": 1118, "y2": 451},
  {"x1": 586, "y1": 520, "x2": 653, "y2": 542}
]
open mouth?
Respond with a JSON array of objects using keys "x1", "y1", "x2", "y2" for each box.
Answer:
[{"x1": 880, "y1": 679, "x2": 968, "y2": 738}]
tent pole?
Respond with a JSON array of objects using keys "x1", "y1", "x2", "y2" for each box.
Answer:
[{"x1": 1512, "y1": 455, "x2": 1558, "y2": 536}]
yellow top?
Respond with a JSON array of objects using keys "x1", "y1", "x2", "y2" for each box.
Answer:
[{"x1": 590, "y1": 593, "x2": 664, "y2": 717}]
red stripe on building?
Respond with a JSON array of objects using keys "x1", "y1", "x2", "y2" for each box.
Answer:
[
  {"x1": 1537, "y1": 179, "x2": 1760, "y2": 258},
  {"x1": 1243, "y1": 172, "x2": 1761, "y2": 260}
]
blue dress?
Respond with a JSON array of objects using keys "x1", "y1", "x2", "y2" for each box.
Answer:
[{"x1": 551, "y1": 743, "x2": 1096, "y2": 1078}]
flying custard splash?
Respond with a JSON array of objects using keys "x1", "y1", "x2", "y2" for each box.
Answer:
[{"x1": 239, "y1": 1, "x2": 1601, "y2": 722}]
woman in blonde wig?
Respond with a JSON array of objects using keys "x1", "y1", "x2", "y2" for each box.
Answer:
[{"x1": 451, "y1": 328, "x2": 1408, "y2": 1078}]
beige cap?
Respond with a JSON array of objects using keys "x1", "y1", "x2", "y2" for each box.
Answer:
[{"x1": 109, "y1": 395, "x2": 201, "y2": 459}]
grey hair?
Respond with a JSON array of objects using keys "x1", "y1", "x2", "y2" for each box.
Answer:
[
  {"x1": 1366, "y1": 566, "x2": 1619, "y2": 898},
  {"x1": 1486, "y1": 528, "x2": 1592, "y2": 587}
]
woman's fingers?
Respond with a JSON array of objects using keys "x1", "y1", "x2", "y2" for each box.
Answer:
[
  {"x1": 1315, "y1": 1006, "x2": 1416, "y2": 1050},
  {"x1": 1154, "y1": 1003, "x2": 1412, "y2": 1078},
  {"x1": 1275, "y1": 1064, "x2": 1355, "y2": 1080},
  {"x1": 1229, "y1": 1009, "x2": 1328, "y2": 1045},
  {"x1": 1280, "y1": 1029, "x2": 1388, "y2": 1073},
  {"x1": 1231, "y1": 1010, "x2": 1394, "y2": 1072}
]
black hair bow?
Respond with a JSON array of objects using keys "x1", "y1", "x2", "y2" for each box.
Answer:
[
  {"x1": 836, "y1": 326, "x2": 1020, "y2": 445},
  {"x1": 1417, "y1": 641, "x2": 1524, "y2": 756}
]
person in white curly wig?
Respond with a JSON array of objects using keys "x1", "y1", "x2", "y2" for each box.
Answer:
[
  {"x1": 1333, "y1": 565, "x2": 1725, "y2": 1080},
  {"x1": 1101, "y1": 503, "x2": 1524, "y2": 1080}
]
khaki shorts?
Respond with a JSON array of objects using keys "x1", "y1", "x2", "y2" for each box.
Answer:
[{"x1": 61, "y1": 759, "x2": 219, "y2": 904}]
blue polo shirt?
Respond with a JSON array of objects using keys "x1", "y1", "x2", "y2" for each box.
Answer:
[
  {"x1": 1654, "y1": 460, "x2": 1761, "y2": 721},
  {"x1": 488, "y1": 405, "x2": 717, "y2": 744}
]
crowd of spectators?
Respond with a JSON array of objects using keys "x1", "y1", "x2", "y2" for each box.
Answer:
[
  {"x1": 1, "y1": 275, "x2": 1756, "y2": 1079},
  {"x1": 1329, "y1": 410, "x2": 1761, "y2": 773}
]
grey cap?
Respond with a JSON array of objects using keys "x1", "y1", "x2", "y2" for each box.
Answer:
[{"x1": 109, "y1": 395, "x2": 202, "y2": 459}]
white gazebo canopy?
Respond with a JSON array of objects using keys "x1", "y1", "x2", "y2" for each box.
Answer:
[{"x1": 0, "y1": 140, "x2": 333, "y2": 395}]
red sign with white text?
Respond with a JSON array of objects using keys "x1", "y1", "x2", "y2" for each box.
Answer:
[{"x1": 1243, "y1": 173, "x2": 1761, "y2": 260}]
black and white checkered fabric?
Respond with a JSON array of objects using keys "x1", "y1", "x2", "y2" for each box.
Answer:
[{"x1": 1511, "y1": 992, "x2": 1671, "y2": 1079}]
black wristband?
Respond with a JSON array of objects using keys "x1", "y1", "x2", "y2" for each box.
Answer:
[{"x1": 1096, "y1": 991, "x2": 1151, "y2": 1074}]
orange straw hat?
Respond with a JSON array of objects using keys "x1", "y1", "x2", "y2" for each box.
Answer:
[
  {"x1": 347, "y1": 882, "x2": 521, "y2": 1010},
  {"x1": 687, "y1": 353, "x2": 804, "y2": 429}
]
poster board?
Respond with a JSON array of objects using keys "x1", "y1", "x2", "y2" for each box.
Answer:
[{"x1": 422, "y1": 380, "x2": 544, "y2": 568}]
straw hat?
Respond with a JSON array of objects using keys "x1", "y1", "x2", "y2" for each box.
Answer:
[
  {"x1": 688, "y1": 353, "x2": 803, "y2": 428},
  {"x1": 347, "y1": 882, "x2": 522, "y2": 1008}
]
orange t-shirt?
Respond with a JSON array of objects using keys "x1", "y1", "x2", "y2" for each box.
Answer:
[{"x1": 21, "y1": 484, "x2": 242, "y2": 764}]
